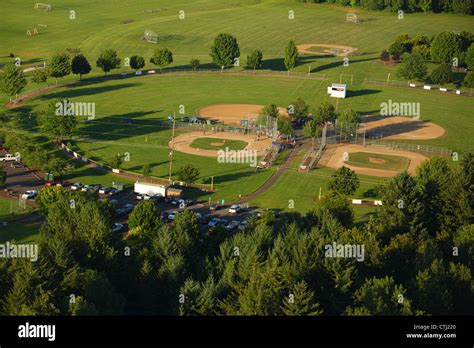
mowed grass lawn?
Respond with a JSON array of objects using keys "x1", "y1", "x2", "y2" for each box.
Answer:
[
  {"x1": 1, "y1": 1, "x2": 473, "y2": 210},
  {"x1": 1, "y1": 0, "x2": 474, "y2": 106},
  {"x1": 347, "y1": 152, "x2": 410, "y2": 171},
  {"x1": 0, "y1": 198, "x2": 39, "y2": 243},
  {"x1": 8, "y1": 72, "x2": 472, "y2": 206},
  {"x1": 190, "y1": 137, "x2": 247, "y2": 151}
]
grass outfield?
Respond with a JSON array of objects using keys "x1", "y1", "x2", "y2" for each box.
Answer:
[
  {"x1": 347, "y1": 152, "x2": 410, "y2": 171},
  {"x1": 190, "y1": 137, "x2": 247, "y2": 151}
]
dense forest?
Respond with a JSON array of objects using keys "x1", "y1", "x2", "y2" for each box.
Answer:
[
  {"x1": 298, "y1": 0, "x2": 474, "y2": 15},
  {"x1": 0, "y1": 154, "x2": 472, "y2": 316}
]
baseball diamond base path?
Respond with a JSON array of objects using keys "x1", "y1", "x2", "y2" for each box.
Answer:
[
  {"x1": 197, "y1": 104, "x2": 288, "y2": 125},
  {"x1": 361, "y1": 115, "x2": 445, "y2": 140},
  {"x1": 170, "y1": 131, "x2": 272, "y2": 157},
  {"x1": 324, "y1": 144, "x2": 428, "y2": 177},
  {"x1": 297, "y1": 43, "x2": 357, "y2": 56}
]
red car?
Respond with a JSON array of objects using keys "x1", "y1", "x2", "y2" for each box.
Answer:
[{"x1": 45, "y1": 180, "x2": 63, "y2": 187}]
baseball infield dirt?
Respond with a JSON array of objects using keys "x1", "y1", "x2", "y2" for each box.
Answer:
[
  {"x1": 297, "y1": 43, "x2": 357, "y2": 56},
  {"x1": 197, "y1": 104, "x2": 288, "y2": 125},
  {"x1": 361, "y1": 115, "x2": 445, "y2": 140},
  {"x1": 170, "y1": 131, "x2": 272, "y2": 157},
  {"x1": 324, "y1": 144, "x2": 427, "y2": 177}
]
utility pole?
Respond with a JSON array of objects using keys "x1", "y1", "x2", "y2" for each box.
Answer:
[{"x1": 211, "y1": 176, "x2": 214, "y2": 191}]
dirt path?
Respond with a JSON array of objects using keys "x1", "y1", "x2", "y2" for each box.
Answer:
[{"x1": 236, "y1": 145, "x2": 301, "y2": 204}]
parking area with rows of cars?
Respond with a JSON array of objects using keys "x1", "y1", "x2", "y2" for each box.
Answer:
[{"x1": 2, "y1": 146, "x2": 271, "y2": 235}]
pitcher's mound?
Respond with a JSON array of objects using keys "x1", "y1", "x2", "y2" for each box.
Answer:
[
  {"x1": 197, "y1": 104, "x2": 288, "y2": 125},
  {"x1": 369, "y1": 158, "x2": 386, "y2": 164}
]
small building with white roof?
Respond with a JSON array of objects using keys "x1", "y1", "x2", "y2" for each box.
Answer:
[{"x1": 327, "y1": 83, "x2": 347, "y2": 98}]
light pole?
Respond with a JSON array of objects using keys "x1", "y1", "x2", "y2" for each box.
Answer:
[{"x1": 169, "y1": 112, "x2": 176, "y2": 183}]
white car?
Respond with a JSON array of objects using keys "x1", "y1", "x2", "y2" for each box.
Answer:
[
  {"x1": 81, "y1": 185, "x2": 91, "y2": 192},
  {"x1": 229, "y1": 205, "x2": 241, "y2": 214},
  {"x1": 148, "y1": 70, "x2": 156, "y2": 74},
  {"x1": 21, "y1": 190, "x2": 37, "y2": 200},
  {"x1": 71, "y1": 183, "x2": 83, "y2": 191},
  {"x1": 0, "y1": 154, "x2": 17, "y2": 162}
]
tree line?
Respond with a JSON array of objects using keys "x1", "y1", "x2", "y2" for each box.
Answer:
[
  {"x1": 380, "y1": 31, "x2": 474, "y2": 86},
  {"x1": 298, "y1": 0, "x2": 473, "y2": 15},
  {"x1": 0, "y1": 152, "x2": 471, "y2": 315}
]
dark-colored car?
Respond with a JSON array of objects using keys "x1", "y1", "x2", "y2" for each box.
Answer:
[
  {"x1": 209, "y1": 204, "x2": 219, "y2": 211},
  {"x1": 198, "y1": 214, "x2": 211, "y2": 225}
]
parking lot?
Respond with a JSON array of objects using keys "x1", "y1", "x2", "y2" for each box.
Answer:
[{"x1": 1, "y1": 149, "x2": 265, "y2": 234}]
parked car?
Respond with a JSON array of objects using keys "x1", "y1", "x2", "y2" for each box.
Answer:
[
  {"x1": 152, "y1": 195, "x2": 164, "y2": 203},
  {"x1": 168, "y1": 211, "x2": 180, "y2": 221},
  {"x1": 229, "y1": 204, "x2": 241, "y2": 214},
  {"x1": 108, "y1": 188, "x2": 119, "y2": 196},
  {"x1": 10, "y1": 161, "x2": 23, "y2": 168},
  {"x1": 81, "y1": 185, "x2": 91, "y2": 192},
  {"x1": 122, "y1": 204, "x2": 134, "y2": 214},
  {"x1": 70, "y1": 183, "x2": 83, "y2": 191},
  {"x1": 171, "y1": 198, "x2": 183, "y2": 206},
  {"x1": 219, "y1": 219, "x2": 229, "y2": 227},
  {"x1": 0, "y1": 154, "x2": 17, "y2": 162},
  {"x1": 226, "y1": 220, "x2": 240, "y2": 231},
  {"x1": 238, "y1": 221, "x2": 247, "y2": 231},
  {"x1": 209, "y1": 204, "x2": 219, "y2": 211},
  {"x1": 160, "y1": 212, "x2": 169, "y2": 221},
  {"x1": 115, "y1": 208, "x2": 126, "y2": 218},
  {"x1": 198, "y1": 214, "x2": 211, "y2": 225},
  {"x1": 99, "y1": 187, "x2": 112, "y2": 195},
  {"x1": 112, "y1": 223, "x2": 125, "y2": 233},
  {"x1": 136, "y1": 193, "x2": 146, "y2": 200},
  {"x1": 185, "y1": 199, "x2": 195, "y2": 206},
  {"x1": 21, "y1": 190, "x2": 37, "y2": 200},
  {"x1": 208, "y1": 218, "x2": 221, "y2": 227},
  {"x1": 45, "y1": 180, "x2": 62, "y2": 187}
]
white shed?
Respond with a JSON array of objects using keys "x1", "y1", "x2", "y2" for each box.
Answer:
[{"x1": 327, "y1": 83, "x2": 347, "y2": 98}]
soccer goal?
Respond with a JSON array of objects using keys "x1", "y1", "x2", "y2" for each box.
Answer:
[
  {"x1": 34, "y1": 3, "x2": 51, "y2": 11},
  {"x1": 346, "y1": 13, "x2": 359, "y2": 24},
  {"x1": 143, "y1": 29, "x2": 158, "y2": 43},
  {"x1": 339, "y1": 74, "x2": 354, "y2": 86}
]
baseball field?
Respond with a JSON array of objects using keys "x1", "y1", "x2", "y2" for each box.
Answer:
[{"x1": 2, "y1": 0, "x2": 474, "y2": 211}]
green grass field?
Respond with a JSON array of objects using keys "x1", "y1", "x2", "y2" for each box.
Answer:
[
  {"x1": 0, "y1": 198, "x2": 39, "y2": 243},
  {"x1": 347, "y1": 152, "x2": 410, "y2": 171},
  {"x1": 1, "y1": 0, "x2": 473, "y2": 210},
  {"x1": 190, "y1": 137, "x2": 247, "y2": 151}
]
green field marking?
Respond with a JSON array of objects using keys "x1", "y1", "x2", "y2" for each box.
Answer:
[
  {"x1": 346, "y1": 152, "x2": 410, "y2": 171},
  {"x1": 190, "y1": 137, "x2": 247, "y2": 151}
]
